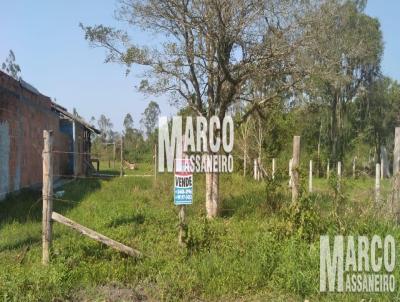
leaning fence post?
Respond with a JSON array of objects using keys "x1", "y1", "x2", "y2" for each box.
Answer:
[
  {"x1": 292, "y1": 136, "x2": 300, "y2": 202},
  {"x1": 42, "y1": 130, "x2": 54, "y2": 265},
  {"x1": 309, "y1": 160, "x2": 313, "y2": 193},
  {"x1": 376, "y1": 163, "x2": 381, "y2": 203}
]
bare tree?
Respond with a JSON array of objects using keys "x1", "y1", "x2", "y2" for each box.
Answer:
[{"x1": 81, "y1": 0, "x2": 325, "y2": 218}]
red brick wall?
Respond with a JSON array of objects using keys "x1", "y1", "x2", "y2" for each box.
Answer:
[{"x1": 0, "y1": 71, "x2": 71, "y2": 197}]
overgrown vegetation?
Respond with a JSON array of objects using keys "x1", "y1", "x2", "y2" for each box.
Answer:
[
  {"x1": 1, "y1": 170, "x2": 398, "y2": 301},
  {"x1": 2, "y1": 0, "x2": 400, "y2": 301}
]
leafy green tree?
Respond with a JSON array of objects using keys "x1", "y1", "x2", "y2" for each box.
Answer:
[
  {"x1": 2, "y1": 50, "x2": 21, "y2": 80},
  {"x1": 304, "y1": 1, "x2": 383, "y2": 162},
  {"x1": 97, "y1": 114, "x2": 114, "y2": 142},
  {"x1": 81, "y1": 0, "x2": 332, "y2": 218},
  {"x1": 355, "y1": 77, "x2": 400, "y2": 163},
  {"x1": 140, "y1": 101, "x2": 160, "y2": 138},
  {"x1": 123, "y1": 113, "x2": 134, "y2": 135}
]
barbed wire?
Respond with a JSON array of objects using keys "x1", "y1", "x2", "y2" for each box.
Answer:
[
  {"x1": 26, "y1": 197, "x2": 43, "y2": 221},
  {"x1": 52, "y1": 174, "x2": 120, "y2": 179},
  {"x1": 52, "y1": 150, "x2": 101, "y2": 156},
  {"x1": 48, "y1": 196, "x2": 81, "y2": 204}
]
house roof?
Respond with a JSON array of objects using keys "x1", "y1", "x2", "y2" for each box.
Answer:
[
  {"x1": 52, "y1": 103, "x2": 100, "y2": 134},
  {"x1": 0, "y1": 70, "x2": 101, "y2": 135},
  {"x1": 19, "y1": 78, "x2": 41, "y2": 95}
]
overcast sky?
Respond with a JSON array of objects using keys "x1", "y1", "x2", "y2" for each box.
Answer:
[{"x1": 1, "y1": 0, "x2": 399, "y2": 132}]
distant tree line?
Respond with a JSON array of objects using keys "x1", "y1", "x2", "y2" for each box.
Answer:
[
  {"x1": 90, "y1": 101, "x2": 160, "y2": 163},
  {"x1": 81, "y1": 0, "x2": 395, "y2": 218}
]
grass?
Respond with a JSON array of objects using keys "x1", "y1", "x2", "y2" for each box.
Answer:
[
  {"x1": 99, "y1": 160, "x2": 155, "y2": 176},
  {"x1": 1, "y1": 167, "x2": 400, "y2": 301}
]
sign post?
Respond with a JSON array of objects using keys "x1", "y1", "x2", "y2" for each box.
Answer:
[{"x1": 174, "y1": 159, "x2": 193, "y2": 246}]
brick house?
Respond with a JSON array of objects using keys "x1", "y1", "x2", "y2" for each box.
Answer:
[{"x1": 0, "y1": 70, "x2": 99, "y2": 200}]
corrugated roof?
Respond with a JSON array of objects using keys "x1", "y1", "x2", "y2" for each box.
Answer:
[
  {"x1": 52, "y1": 103, "x2": 100, "y2": 134},
  {"x1": 19, "y1": 78, "x2": 41, "y2": 95}
]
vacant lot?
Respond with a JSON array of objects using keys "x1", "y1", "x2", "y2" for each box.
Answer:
[{"x1": 0, "y1": 167, "x2": 399, "y2": 301}]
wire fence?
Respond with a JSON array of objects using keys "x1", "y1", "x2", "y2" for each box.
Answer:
[
  {"x1": 0, "y1": 107, "x2": 392, "y2": 201},
  {"x1": 0, "y1": 131, "x2": 154, "y2": 198}
]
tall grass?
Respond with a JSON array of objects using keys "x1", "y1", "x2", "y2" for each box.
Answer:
[{"x1": 0, "y1": 171, "x2": 399, "y2": 301}]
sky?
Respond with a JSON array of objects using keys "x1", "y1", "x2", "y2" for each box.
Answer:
[{"x1": 0, "y1": 0, "x2": 399, "y2": 132}]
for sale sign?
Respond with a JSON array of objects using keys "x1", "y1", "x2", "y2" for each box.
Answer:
[{"x1": 174, "y1": 159, "x2": 193, "y2": 205}]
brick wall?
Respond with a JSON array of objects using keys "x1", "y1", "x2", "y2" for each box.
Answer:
[{"x1": 0, "y1": 71, "x2": 72, "y2": 199}]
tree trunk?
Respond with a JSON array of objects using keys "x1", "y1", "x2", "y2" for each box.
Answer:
[
  {"x1": 206, "y1": 172, "x2": 219, "y2": 218},
  {"x1": 330, "y1": 95, "x2": 338, "y2": 162},
  {"x1": 375, "y1": 132, "x2": 382, "y2": 165}
]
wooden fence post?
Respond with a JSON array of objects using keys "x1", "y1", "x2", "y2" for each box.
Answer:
[
  {"x1": 108, "y1": 146, "x2": 111, "y2": 168},
  {"x1": 352, "y1": 157, "x2": 356, "y2": 179},
  {"x1": 327, "y1": 160, "x2": 330, "y2": 180},
  {"x1": 272, "y1": 158, "x2": 276, "y2": 180},
  {"x1": 381, "y1": 146, "x2": 390, "y2": 178},
  {"x1": 376, "y1": 163, "x2": 380, "y2": 203},
  {"x1": 154, "y1": 144, "x2": 157, "y2": 181},
  {"x1": 254, "y1": 159, "x2": 257, "y2": 180},
  {"x1": 392, "y1": 173, "x2": 400, "y2": 222},
  {"x1": 292, "y1": 136, "x2": 300, "y2": 203},
  {"x1": 113, "y1": 143, "x2": 116, "y2": 169},
  {"x1": 257, "y1": 157, "x2": 262, "y2": 180},
  {"x1": 120, "y1": 137, "x2": 124, "y2": 177},
  {"x1": 309, "y1": 160, "x2": 313, "y2": 193},
  {"x1": 394, "y1": 127, "x2": 400, "y2": 176},
  {"x1": 337, "y1": 161, "x2": 342, "y2": 192},
  {"x1": 42, "y1": 130, "x2": 53, "y2": 265},
  {"x1": 178, "y1": 205, "x2": 186, "y2": 247}
]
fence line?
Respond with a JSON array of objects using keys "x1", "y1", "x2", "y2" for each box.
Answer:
[
  {"x1": 52, "y1": 150, "x2": 101, "y2": 156},
  {"x1": 40, "y1": 130, "x2": 142, "y2": 264}
]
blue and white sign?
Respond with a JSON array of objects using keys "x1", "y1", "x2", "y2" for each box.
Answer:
[
  {"x1": 174, "y1": 173, "x2": 193, "y2": 205},
  {"x1": 174, "y1": 158, "x2": 193, "y2": 205}
]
